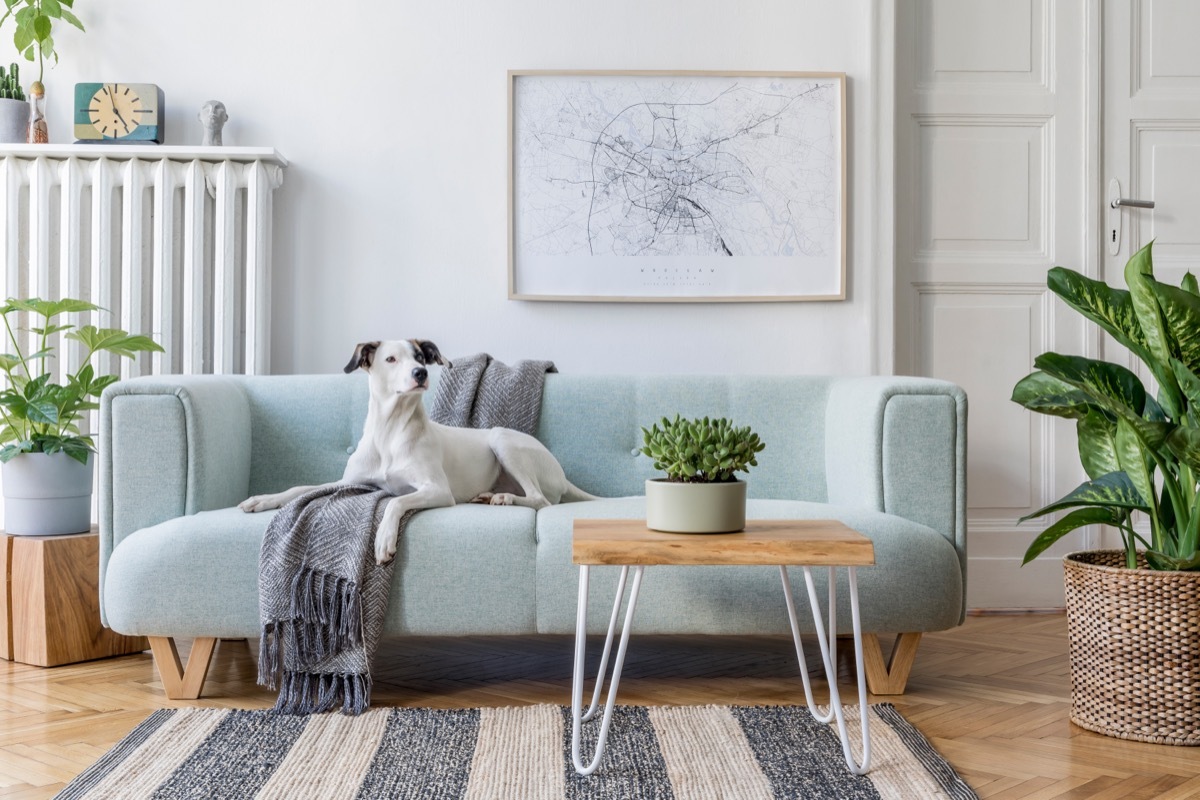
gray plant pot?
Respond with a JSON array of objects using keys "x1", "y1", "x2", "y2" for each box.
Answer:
[
  {"x1": 645, "y1": 478, "x2": 747, "y2": 533},
  {"x1": 0, "y1": 97, "x2": 27, "y2": 143},
  {"x1": 3, "y1": 451, "x2": 94, "y2": 535}
]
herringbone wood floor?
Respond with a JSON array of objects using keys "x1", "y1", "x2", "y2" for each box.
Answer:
[{"x1": 2, "y1": 614, "x2": 1198, "y2": 798}]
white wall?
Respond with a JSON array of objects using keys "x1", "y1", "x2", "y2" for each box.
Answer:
[{"x1": 20, "y1": 0, "x2": 882, "y2": 376}]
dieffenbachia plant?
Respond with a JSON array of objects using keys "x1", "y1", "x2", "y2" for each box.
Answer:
[{"x1": 1012, "y1": 242, "x2": 1200, "y2": 571}]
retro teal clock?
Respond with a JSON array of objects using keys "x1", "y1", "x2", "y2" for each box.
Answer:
[{"x1": 74, "y1": 83, "x2": 164, "y2": 143}]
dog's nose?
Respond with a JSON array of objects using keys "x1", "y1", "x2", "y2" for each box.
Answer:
[{"x1": 413, "y1": 367, "x2": 428, "y2": 384}]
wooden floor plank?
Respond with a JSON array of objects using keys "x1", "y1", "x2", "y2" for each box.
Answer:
[{"x1": 0, "y1": 614, "x2": 1197, "y2": 799}]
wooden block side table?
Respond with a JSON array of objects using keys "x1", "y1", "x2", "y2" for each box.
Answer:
[
  {"x1": 570, "y1": 519, "x2": 876, "y2": 777},
  {"x1": 1, "y1": 530, "x2": 148, "y2": 667}
]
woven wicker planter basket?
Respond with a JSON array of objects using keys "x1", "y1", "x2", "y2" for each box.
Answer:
[{"x1": 1064, "y1": 551, "x2": 1200, "y2": 746}]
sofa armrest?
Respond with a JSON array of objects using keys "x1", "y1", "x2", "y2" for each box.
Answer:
[
  {"x1": 824, "y1": 376, "x2": 968, "y2": 590},
  {"x1": 99, "y1": 376, "x2": 252, "y2": 620}
]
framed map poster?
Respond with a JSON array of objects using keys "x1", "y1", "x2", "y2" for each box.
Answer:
[{"x1": 508, "y1": 70, "x2": 846, "y2": 302}]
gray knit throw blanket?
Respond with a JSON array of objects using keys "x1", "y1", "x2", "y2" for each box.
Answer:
[
  {"x1": 257, "y1": 484, "x2": 416, "y2": 715},
  {"x1": 429, "y1": 352, "x2": 557, "y2": 435}
]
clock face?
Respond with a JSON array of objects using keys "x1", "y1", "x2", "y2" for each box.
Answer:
[
  {"x1": 73, "y1": 82, "x2": 165, "y2": 144},
  {"x1": 87, "y1": 84, "x2": 150, "y2": 138}
]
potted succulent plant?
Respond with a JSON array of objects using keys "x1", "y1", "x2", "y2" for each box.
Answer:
[
  {"x1": 640, "y1": 414, "x2": 765, "y2": 533},
  {"x1": 1011, "y1": 241, "x2": 1200, "y2": 746},
  {"x1": 0, "y1": 297, "x2": 161, "y2": 535},
  {"x1": 0, "y1": 62, "x2": 26, "y2": 142}
]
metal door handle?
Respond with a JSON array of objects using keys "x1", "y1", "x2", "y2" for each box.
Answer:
[{"x1": 1110, "y1": 198, "x2": 1155, "y2": 209}]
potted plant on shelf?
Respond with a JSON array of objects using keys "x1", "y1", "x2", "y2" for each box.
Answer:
[
  {"x1": 1011, "y1": 240, "x2": 1200, "y2": 746},
  {"x1": 640, "y1": 414, "x2": 765, "y2": 533},
  {"x1": 0, "y1": 62, "x2": 26, "y2": 142},
  {"x1": 0, "y1": 0, "x2": 86, "y2": 142},
  {"x1": 0, "y1": 297, "x2": 162, "y2": 535},
  {"x1": 0, "y1": 0, "x2": 85, "y2": 86}
]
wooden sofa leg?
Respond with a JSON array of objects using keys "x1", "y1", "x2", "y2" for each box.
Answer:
[
  {"x1": 862, "y1": 632, "x2": 922, "y2": 695},
  {"x1": 148, "y1": 636, "x2": 217, "y2": 700}
]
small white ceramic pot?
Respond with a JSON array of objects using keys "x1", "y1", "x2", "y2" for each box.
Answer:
[{"x1": 644, "y1": 478, "x2": 747, "y2": 534}]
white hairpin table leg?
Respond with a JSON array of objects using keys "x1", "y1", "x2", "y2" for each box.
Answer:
[
  {"x1": 780, "y1": 565, "x2": 872, "y2": 774},
  {"x1": 571, "y1": 564, "x2": 645, "y2": 776}
]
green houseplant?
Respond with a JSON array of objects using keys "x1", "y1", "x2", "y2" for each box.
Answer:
[
  {"x1": 0, "y1": 297, "x2": 161, "y2": 535},
  {"x1": 640, "y1": 415, "x2": 765, "y2": 533},
  {"x1": 0, "y1": 0, "x2": 85, "y2": 85},
  {"x1": 1011, "y1": 241, "x2": 1200, "y2": 746},
  {"x1": 1012, "y1": 241, "x2": 1199, "y2": 571}
]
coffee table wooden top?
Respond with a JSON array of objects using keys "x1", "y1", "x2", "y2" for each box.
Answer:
[{"x1": 572, "y1": 519, "x2": 875, "y2": 567}]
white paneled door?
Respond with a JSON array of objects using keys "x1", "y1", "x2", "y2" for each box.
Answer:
[
  {"x1": 895, "y1": 0, "x2": 1092, "y2": 608},
  {"x1": 1099, "y1": 0, "x2": 1200, "y2": 548},
  {"x1": 897, "y1": 0, "x2": 1200, "y2": 607}
]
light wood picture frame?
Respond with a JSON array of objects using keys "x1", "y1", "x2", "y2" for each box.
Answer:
[{"x1": 508, "y1": 70, "x2": 846, "y2": 302}]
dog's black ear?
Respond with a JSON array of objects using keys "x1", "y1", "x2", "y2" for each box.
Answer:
[
  {"x1": 344, "y1": 341, "x2": 380, "y2": 373},
  {"x1": 413, "y1": 339, "x2": 452, "y2": 369}
]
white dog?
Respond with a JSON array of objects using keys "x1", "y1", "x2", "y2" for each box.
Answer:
[{"x1": 240, "y1": 339, "x2": 595, "y2": 564}]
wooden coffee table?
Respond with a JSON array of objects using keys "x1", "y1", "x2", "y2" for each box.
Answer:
[{"x1": 570, "y1": 519, "x2": 876, "y2": 776}]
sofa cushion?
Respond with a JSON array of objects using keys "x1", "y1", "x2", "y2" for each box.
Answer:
[
  {"x1": 535, "y1": 376, "x2": 835, "y2": 501},
  {"x1": 104, "y1": 504, "x2": 539, "y2": 638},
  {"x1": 535, "y1": 498, "x2": 963, "y2": 635}
]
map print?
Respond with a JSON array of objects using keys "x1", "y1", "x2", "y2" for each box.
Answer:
[{"x1": 510, "y1": 73, "x2": 842, "y2": 300}]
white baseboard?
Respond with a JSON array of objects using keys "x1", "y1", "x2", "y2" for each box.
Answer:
[{"x1": 967, "y1": 556, "x2": 1066, "y2": 610}]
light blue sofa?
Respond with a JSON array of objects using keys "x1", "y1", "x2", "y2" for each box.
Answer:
[{"x1": 99, "y1": 373, "x2": 967, "y2": 699}]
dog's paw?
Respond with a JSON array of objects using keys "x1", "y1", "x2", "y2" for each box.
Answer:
[
  {"x1": 239, "y1": 495, "x2": 277, "y2": 513},
  {"x1": 488, "y1": 493, "x2": 517, "y2": 506},
  {"x1": 375, "y1": 529, "x2": 398, "y2": 565},
  {"x1": 469, "y1": 492, "x2": 494, "y2": 504}
]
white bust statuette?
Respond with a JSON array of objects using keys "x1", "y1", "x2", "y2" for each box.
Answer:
[{"x1": 199, "y1": 100, "x2": 228, "y2": 146}]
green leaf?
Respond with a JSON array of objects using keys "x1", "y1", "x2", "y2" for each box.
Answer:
[
  {"x1": 1011, "y1": 371, "x2": 1096, "y2": 419},
  {"x1": 59, "y1": 7, "x2": 80, "y2": 29},
  {"x1": 1034, "y1": 352, "x2": 1145, "y2": 415},
  {"x1": 1183, "y1": 272, "x2": 1199, "y2": 297},
  {"x1": 1033, "y1": 352, "x2": 1171, "y2": 448},
  {"x1": 24, "y1": 398, "x2": 56, "y2": 425},
  {"x1": 31, "y1": 13, "x2": 50, "y2": 41},
  {"x1": 22, "y1": 372, "x2": 47, "y2": 399},
  {"x1": 4, "y1": 297, "x2": 98, "y2": 318},
  {"x1": 28, "y1": 323, "x2": 72, "y2": 337},
  {"x1": 1144, "y1": 550, "x2": 1200, "y2": 571},
  {"x1": 1173, "y1": 359, "x2": 1200, "y2": 412},
  {"x1": 1047, "y1": 267, "x2": 1149, "y2": 362},
  {"x1": 1166, "y1": 426, "x2": 1200, "y2": 473},
  {"x1": 1114, "y1": 418, "x2": 1155, "y2": 508},
  {"x1": 12, "y1": 22, "x2": 31, "y2": 51},
  {"x1": 1019, "y1": 471, "x2": 1148, "y2": 522},
  {"x1": 1125, "y1": 241, "x2": 1185, "y2": 418},
  {"x1": 1077, "y1": 411, "x2": 1120, "y2": 480},
  {"x1": 40, "y1": 0, "x2": 60, "y2": 18},
  {"x1": 1150, "y1": 277, "x2": 1200, "y2": 377},
  {"x1": 66, "y1": 326, "x2": 164, "y2": 358},
  {"x1": 0, "y1": 442, "x2": 25, "y2": 462},
  {"x1": 1022, "y1": 506, "x2": 1122, "y2": 565}
]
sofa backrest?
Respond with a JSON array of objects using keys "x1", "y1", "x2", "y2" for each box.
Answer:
[
  {"x1": 536, "y1": 374, "x2": 834, "y2": 501},
  {"x1": 240, "y1": 373, "x2": 834, "y2": 502}
]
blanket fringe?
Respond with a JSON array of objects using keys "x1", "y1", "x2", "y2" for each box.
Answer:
[{"x1": 273, "y1": 670, "x2": 372, "y2": 715}]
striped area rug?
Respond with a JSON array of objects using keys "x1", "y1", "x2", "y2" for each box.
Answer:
[{"x1": 56, "y1": 704, "x2": 977, "y2": 800}]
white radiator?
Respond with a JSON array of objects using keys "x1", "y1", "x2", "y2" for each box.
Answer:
[{"x1": 0, "y1": 144, "x2": 286, "y2": 379}]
